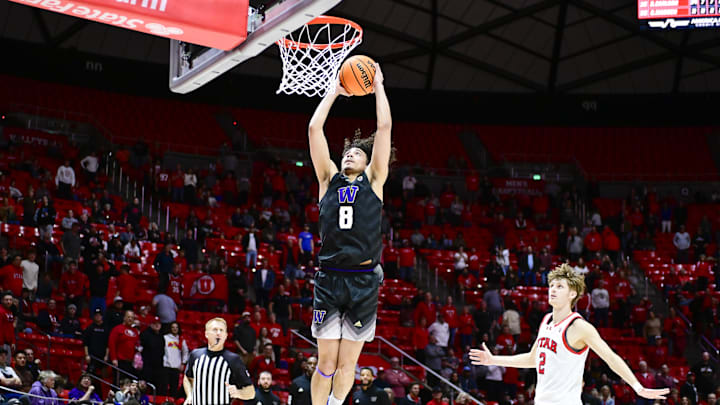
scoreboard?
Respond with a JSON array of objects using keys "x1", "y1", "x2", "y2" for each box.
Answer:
[{"x1": 638, "y1": 0, "x2": 720, "y2": 28}]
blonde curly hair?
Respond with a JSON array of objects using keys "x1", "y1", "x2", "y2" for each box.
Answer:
[{"x1": 548, "y1": 263, "x2": 586, "y2": 307}]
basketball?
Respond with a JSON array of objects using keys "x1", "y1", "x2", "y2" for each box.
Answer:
[{"x1": 339, "y1": 55, "x2": 377, "y2": 96}]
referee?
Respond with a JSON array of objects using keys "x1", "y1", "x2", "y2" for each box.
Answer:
[{"x1": 184, "y1": 318, "x2": 255, "y2": 405}]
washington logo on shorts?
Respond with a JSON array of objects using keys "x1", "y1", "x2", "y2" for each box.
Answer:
[{"x1": 313, "y1": 310, "x2": 327, "y2": 324}]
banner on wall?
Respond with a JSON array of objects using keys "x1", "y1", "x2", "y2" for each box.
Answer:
[{"x1": 491, "y1": 178, "x2": 545, "y2": 196}]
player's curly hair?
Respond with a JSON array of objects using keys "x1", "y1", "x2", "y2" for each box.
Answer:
[
  {"x1": 342, "y1": 129, "x2": 397, "y2": 166},
  {"x1": 548, "y1": 263, "x2": 586, "y2": 308}
]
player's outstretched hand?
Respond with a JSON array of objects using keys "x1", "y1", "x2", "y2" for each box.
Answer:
[
  {"x1": 636, "y1": 387, "x2": 670, "y2": 400},
  {"x1": 373, "y1": 63, "x2": 384, "y2": 91},
  {"x1": 469, "y1": 342, "x2": 494, "y2": 366},
  {"x1": 226, "y1": 382, "x2": 239, "y2": 398},
  {"x1": 335, "y1": 80, "x2": 352, "y2": 97}
]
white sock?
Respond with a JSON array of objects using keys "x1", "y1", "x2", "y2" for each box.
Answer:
[{"x1": 328, "y1": 391, "x2": 345, "y2": 405}]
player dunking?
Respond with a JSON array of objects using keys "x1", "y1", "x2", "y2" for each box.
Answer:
[
  {"x1": 308, "y1": 64, "x2": 394, "y2": 405},
  {"x1": 470, "y1": 264, "x2": 669, "y2": 404}
]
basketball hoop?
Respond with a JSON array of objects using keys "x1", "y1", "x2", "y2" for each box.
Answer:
[{"x1": 276, "y1": 16, "x2": 363, "y2": 97}]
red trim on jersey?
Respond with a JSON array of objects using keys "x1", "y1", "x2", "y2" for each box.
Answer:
[
  {"x1": 540, "y1": 313, "x2": 552, "y2": 328},
  {"x1": 561, "y1": 315, "x2": 589, "y2": 355},
  {"x1": 552, "y1": 311, "x2": 577, "y2": 327}
]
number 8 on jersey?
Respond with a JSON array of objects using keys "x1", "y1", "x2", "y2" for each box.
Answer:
[{"x1": 337, "y1": 185, "x2": 358, "y2": 230}]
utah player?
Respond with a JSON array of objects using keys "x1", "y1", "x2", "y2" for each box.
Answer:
[
  {"x1": 307, "y1": 64, "x2": 394, "y2": 405},
  {"x1": 470, "y1": 264, "x2": 669, "y2": 403}
]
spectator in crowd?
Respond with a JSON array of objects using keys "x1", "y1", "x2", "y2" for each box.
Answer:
[
  {"x1": 249, "y1": 343, "x2": 276, "y2": 379},
  {"x1": 483, "y1": 346, "x2": 506, "y2": 401},
  {"x1": 454, "y1": 246, "x2": 468, "y2": 272},
  {"x1": 106, "y1": 296, "x2": 126, "y2": 330},
  {"x1": 61, "y1": 209, "x2": 78, "y2": 231},
  {"x1": 298, "y1": 225, "x2": 314, "y2": 265},
  {"x1": 0, "y1": 255, "x2": 23, "y2": 298},
  {"x1": 289, "y1": 356, "x2": 316, "y2": 405},
  {"x1": 635, "y1": 361, "x2": 655, "y2": 405},
  {"x1": 399, "y1": 241, "x2": 416, "y2": 282},
  {"x1": 243, "y1": 227, "x2": 259, "y2": 269},
  {"x1": 154, "y1": 244, "x2": 175, "y2": 294},
  {"x1": 13, "y1": 351, "x2": 33, "y2": 392},
  {"x1": 643, "y1": 310, "x2": 662, "y2": 345},
  {"x1": 21, "y1": 250, "x2": 39, "y2": 300},
  {"x1": 414, "y1": 292, "x2": 436, "y2": 326},
  {"x1": 83, "y1": 308, "x2": 109, "y2": 374},
  {"x1": 484, "y1": 286, "x2": 503, "y2": 322},
  {"x1": 37, "y1": 299, "x2": 60, "y2": 335},
  {"x1": 655, "y1": 364, "x2": 678, "y2": 389},
  {"x1": 234, "y1": 312, "x2": 256, "y2": 365},
  {"x1": 354, "y1": 367, "x2": 391, "y2": 405},
  {"x1": 412, "y1": 317, "x2": 429, "y2": 363},
  {"x1": 692, "y1": 352, "x2": 717, "y2": 399},
  {"x1": 501, "y1": 302, "x2": 521, "y2": 337},
  {"x1": 397, "y1": 383, "x2": 422, "y2": 405},
  {"x1": 495, "y1": 325, "x2": 516, "y2": 355},
  {"x1": 574, "y1": 257, "x2": 589, "y2": 275},
  {"x1": 88, "y1": 264, "x2": 110, "y2": 314},
  {"x1": 383, "y1": 357, "x2": 411, "y2": 399},
  {"x1": 674, "y1": 225, "x2": 691, "y2": 264},
  {"x1": 599, "y1": 385, "x2": 615, "y2": 405},
  {"x1": 567, "y1": 227, "x2": 584, "y2": 261},
  {"x1": 183, "y1": 168, "x2": 198, "y2": 204},
  {"x1": 23, "y1": 349, "x2": 39, "y2": 382},
  {"x1": 34, "y1": 196, "x2": 56, "y2": 239},
  {"x1": 250, "y1": 371, "x2": 280, "y2": 405},
  {"x1": 152, "y1": 287, "x2": 177, "y2": 331},
  {"x1": 55, "y1": 160, "x2": 75, "y2": 199},
  {"x1": 61, "y1": 224, "x2": 82, "y2": 261},
  {"x1": 402, "y1": 173, "x2": 417, "y2": 198},
  {"x1": 29, "y1": 370, "x2": 60, "y2": 405},
  {"x1": 591, "y1": 280, "x2": 610, "y2": 327},
  {"x1": 661, "y1": 202, "x2": 673, "y2": 233},
  {"x1": 58, "y1": 304, "x2": 82, "y2": 338},
  {"x1": 0, "y1": 347, "x2": 22, "y2": 390},
  {"x1": 124, "y1": 239, "x2": 142, "y2": 263},
  {"x1": 426, "y1": 386, "x2": 444, "y2": 405},
  {"x1": 269, "y1": 285, "x2": 291, "y2": 334},
  {"x1": 68, "y1": 373, "x2": 102, "y2": 403},
  {"x1": 518, "y1": 246, "x2": 537, "y2": 286},
  {"x1": 161, "y1": 322, "x2": 189, "y2": 397},
  {"x1": 140, "y1": 317, "x2": 165, "y2": 391},
  {"x1": 428, "y1": 313, "x2": 450, "y2": 349},
  {"x1": 680, "y1": 372, "x2": 698, "y2": 405},
  {"x1": 425, "y1": 335, "x2": 445, "y2": 382},
  {"x1": 22, "y1": 188, "x2": 37, "y2": 227},
  {"x1": 108, "y1": 310, "x2": 140, "y2": 380},
  {"x1": 59, "y1": 260, "x2": 88, "y2": 310},
  {"x1": 254, "y1": 258, "x2": 275, "y2": 308},
  {"x1": 80, "y1": 151, "x2": 99, "y2": 182},
  {"x1": 179, "y1": 230, "x2": 199, "y2": 270}
]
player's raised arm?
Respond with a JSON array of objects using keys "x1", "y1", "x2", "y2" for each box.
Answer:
[
  {"x1": 469, "y1": 341, "x2": 538, "y2": 369},
  {"x1": 308, "y1": 83, "x2": 347, "y2": 189},
  {"x1": 368, "y1": 64, "x2": 392, "y2": 186},
  {"x1": 572, "y1": 319, "x2": 670, "y2": 400}
]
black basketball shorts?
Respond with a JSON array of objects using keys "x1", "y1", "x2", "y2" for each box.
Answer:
[{"x1": 311, "y1": 264, "x2": 383, "y2": 342}]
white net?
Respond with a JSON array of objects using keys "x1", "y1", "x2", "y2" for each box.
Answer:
[{"x1": 276, "y1": 17, "x2": 362, "y2": 97}]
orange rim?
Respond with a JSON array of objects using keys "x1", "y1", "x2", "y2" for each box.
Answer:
[{"x1": 277, "y1": 15, "x2": 363, "y2": 50}]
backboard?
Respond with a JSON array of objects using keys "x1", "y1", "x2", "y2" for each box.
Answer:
[{"x1": 169, "y1": 0, "x2": 343, "y2": 94}]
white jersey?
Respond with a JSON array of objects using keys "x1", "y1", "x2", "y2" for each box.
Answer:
[{"x1": 534, "y1": 312, "x2": 589, "y2": 405}]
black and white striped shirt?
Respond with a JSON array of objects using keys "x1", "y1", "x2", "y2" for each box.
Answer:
[{"x1": 186, "y1": 348, "x2": 253, "y2": 405}]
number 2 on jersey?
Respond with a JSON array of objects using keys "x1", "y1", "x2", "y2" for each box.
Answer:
[
  {"x1": 339, "y1": 206, "x2": 354, "y2": 229},
  {"x1": 538, "y1": 352, "x2": 546, "y2": 374}
]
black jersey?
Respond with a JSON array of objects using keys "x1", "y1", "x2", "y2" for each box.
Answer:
[{"x1": 318, "y1": 171, "x2": 382, "y2": 270}]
